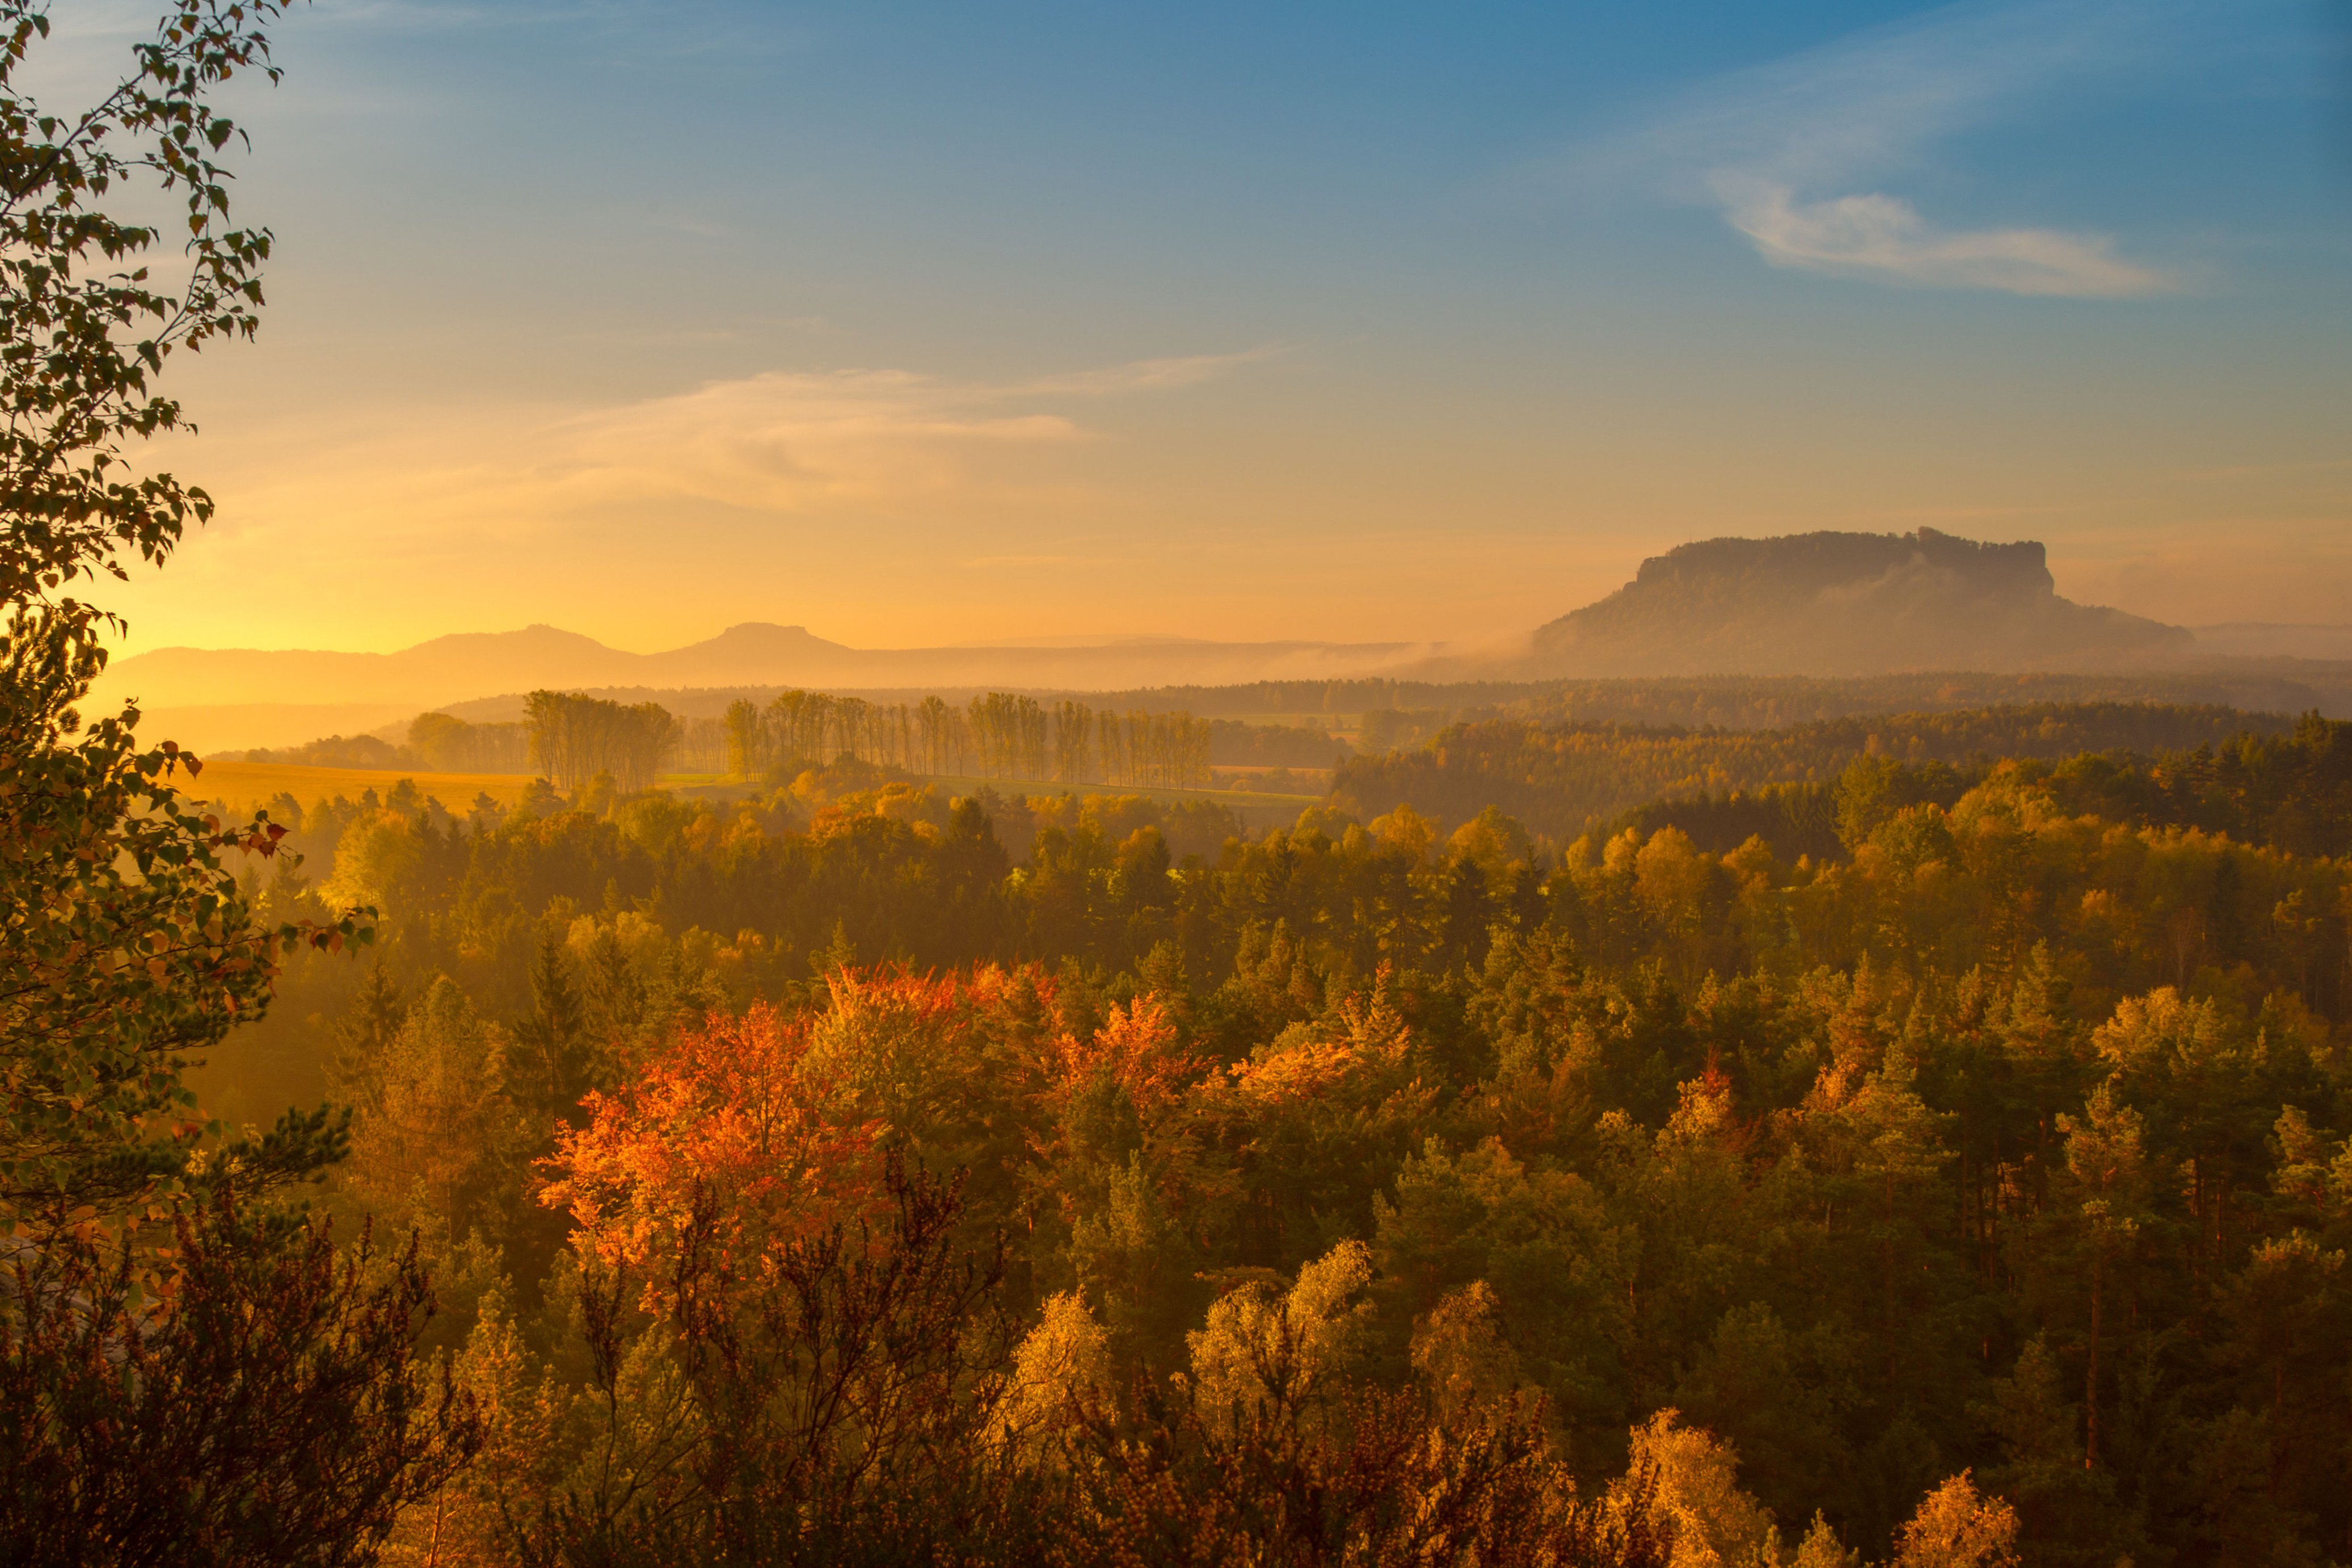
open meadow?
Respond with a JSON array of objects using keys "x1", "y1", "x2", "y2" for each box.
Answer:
[{"x1": 186, "y1": 760, "x2": 539, "y2": 816}]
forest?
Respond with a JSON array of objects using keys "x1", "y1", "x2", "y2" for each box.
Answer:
[
  {"x1": 138, "y1": 697, "x2": 2352, "y2": 1568},
  {"x1": 10, "y1": 7, "x2": 2352, "y2": 1567}
]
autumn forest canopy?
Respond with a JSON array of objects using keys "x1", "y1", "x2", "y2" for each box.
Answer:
[{"x1": 10, "y1": 7, "x2": 2352, "y2": 1568}]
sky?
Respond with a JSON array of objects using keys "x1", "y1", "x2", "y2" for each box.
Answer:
[{"x1": 44, "y1": 0, "x2": 2352, "y2": 656}]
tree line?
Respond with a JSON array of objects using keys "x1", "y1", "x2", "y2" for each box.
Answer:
[
  {"x1": 721, "y1": 689, "x2": 1219, "y2": 788},
  {"x1": 260, "y1": 682, "x2": 2328, "y2": 791},
  {"x1": 410, "y1": 711, "x2": 531, "y2": 772},
  {"x1": 251, "y1": 693, "x2": 1310, "y2": 794},
  {"x1": 1052, "y1": 670, "x2": 2345, "y2": 731}
]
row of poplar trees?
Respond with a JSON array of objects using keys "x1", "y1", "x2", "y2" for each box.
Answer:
[
  {"x1": 523, "y1": 690, "x2": 677, "y2": 794},
  {"x1": 723, "y1": 689, "x2": 1215, "y2": 788}
]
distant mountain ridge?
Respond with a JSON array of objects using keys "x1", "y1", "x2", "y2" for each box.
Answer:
[
  {"x1": 99, "y1": 528, "x2": 2323, "y2": 756},
  {"x1": 92, "y1": 622, "x2": 1428, "y2": 714},
  {"x1": 1525, "y1": 528, "x2": 2192, "y2": 677}
]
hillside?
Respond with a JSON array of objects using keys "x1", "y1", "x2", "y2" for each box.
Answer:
[
  {"x1": 1328, "y1": 700, "x2": 2292, "y2": 840},
  {"x1": 1527, "y1": 528, "x2": 2191, "y2": 677}
]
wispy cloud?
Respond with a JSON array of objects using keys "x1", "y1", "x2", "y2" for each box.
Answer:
[
  {"x1": 537, "y1": 351, "x2": 1280, "y2": 511},
  {"x1": 1014, "y1": 348, "x2": 1284, "y2": 397},
  {"x1": 545, "y1": 368, "x2": 1090, "y2": 512},
  {"x1": 1554, "y1": 0, "x2": 2262, "y2": 296},
  {"x1": 1716, "y1": 179, "x2": 2170, "y2": 297},
  {"x1": 151, "y1": 350, "x2": 1269, "y2": 547}
]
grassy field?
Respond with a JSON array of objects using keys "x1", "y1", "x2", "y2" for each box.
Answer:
[{"x1": 183, "y1": 761, "x2": 539, "y2": 816}]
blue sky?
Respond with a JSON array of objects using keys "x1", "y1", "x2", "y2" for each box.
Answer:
[{"x1": 60, "y1": 0, "x2": 2352, "y2": 653}]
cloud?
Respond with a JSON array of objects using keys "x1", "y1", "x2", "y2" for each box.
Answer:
[
  {"x1": 1718, "y1": 180, "x2": 2172, "y2": 298},
  {"x1": 526, "y1": 350, "x2": 1282, "y2": 513},
  {"x1": 152, "y1": 349, "x2": 1268, "y2": 553},
  {"x1": 1556, "y1": 0, "x2": 2258, "y2": 296},
  {"x1": 1015, "y1": 347, "x2": 1284, "y2": 397},
  {"x1": 543, "y1": 368, "x2": 1091, "y2": 512}
]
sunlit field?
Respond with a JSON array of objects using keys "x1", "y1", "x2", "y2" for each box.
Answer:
[{"x1": 186, "y1": 760, "x2": 540, "y2": 816}]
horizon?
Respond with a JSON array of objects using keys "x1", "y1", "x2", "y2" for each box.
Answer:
[
  {"x1": 101, "y1": 606, "x2": 2352, "y2": 664},
  {"x1": 40, "y1": 0, "x2": 2350, "y2": 661},
  {"x1": 103, "y1": 531, "x2": 2352, "y2": 665},
  {"x1": 92, "y1": 520, "x2": 2352, "y2": 755}
]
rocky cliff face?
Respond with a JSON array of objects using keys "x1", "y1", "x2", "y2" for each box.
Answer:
[{"x1": 1528, "y1": 528, "x2": 2190, "y2": 677}]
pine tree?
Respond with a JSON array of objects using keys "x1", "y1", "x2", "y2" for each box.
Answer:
[{"x1": 507, "y1": 929, "x2": 592, "y2": 1127}]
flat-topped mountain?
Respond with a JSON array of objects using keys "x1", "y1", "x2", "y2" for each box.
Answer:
[{"x1": 1527, "y1": 528, "x2": 2191, "y2": 677}]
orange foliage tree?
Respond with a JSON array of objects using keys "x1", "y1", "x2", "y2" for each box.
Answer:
[{"x1": 541, "y1": 1001, "x2": 883, "y2": 1309}]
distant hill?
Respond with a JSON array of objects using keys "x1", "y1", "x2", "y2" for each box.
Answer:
[
  {"x1": 91, "y1": 622, "x2": 1429, "y2": 743},
  {"x1": 1526, "y1": 528, "x2": 2191, "y2": 677},
  {"x1": 96, "y1": 625, "x2": 647, "y2": 712}
]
